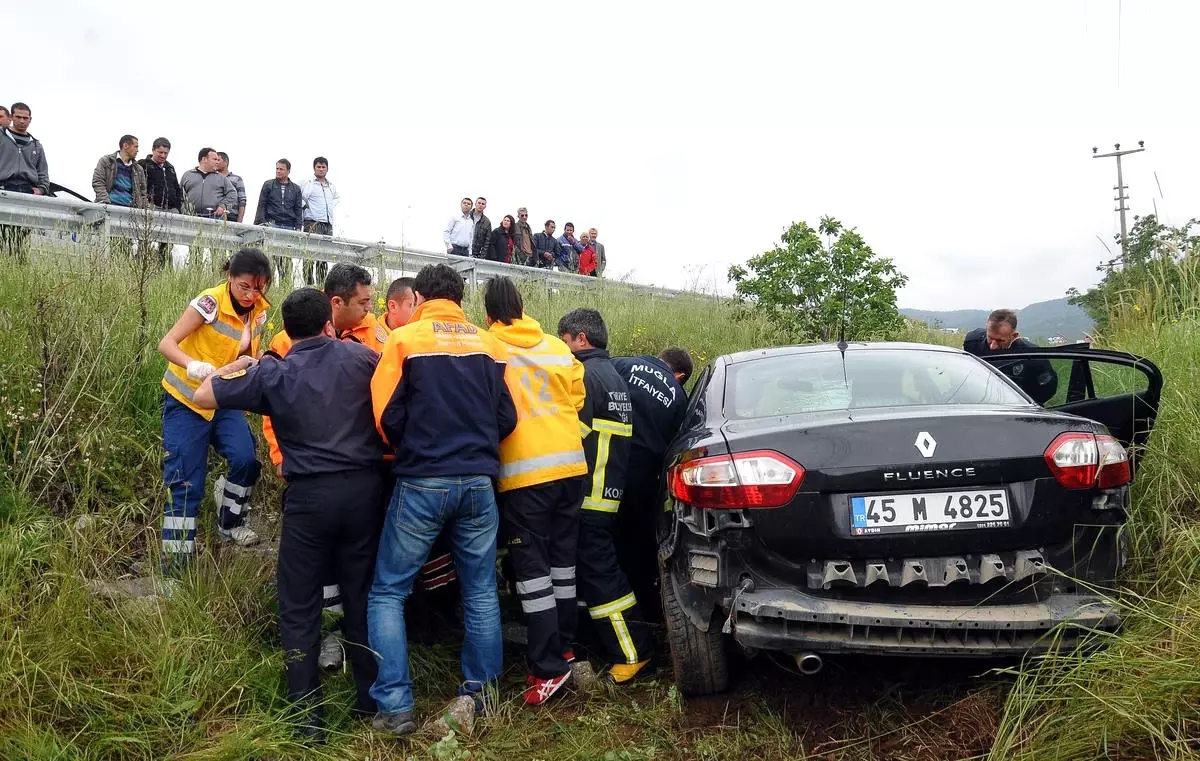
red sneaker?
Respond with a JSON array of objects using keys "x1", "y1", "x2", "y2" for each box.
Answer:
[{"x1": 523, "y1": 671, "x2": 572, "y2": 706}]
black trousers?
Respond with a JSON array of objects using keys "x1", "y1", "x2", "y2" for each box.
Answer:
[
  {"x1": 576, "y1": 509, "x2": 655, "y2": 666},
  {"x1": 616, "y1": 469, "x2": 666, "y2": 625},
  {"x1": 277, "y1": 467, "x2": 384, "y2": 714},
  {"x1": 501, "y1": 476, "x2": 584, "y2": 678},
  {"x1": 303, "y1": 221, "x2": 332, "y2": 286}
]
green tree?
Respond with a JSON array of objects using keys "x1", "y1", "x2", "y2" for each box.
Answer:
[
  {"x1": 1067, "y1": 214, "x2": 1200, "y2": 331},
  {"x1": 728, "y1": 215, "x2": 909, "y2": 342}
]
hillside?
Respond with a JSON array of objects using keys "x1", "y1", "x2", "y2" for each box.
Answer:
[{"x1": 900, "y1": 297, "x2": 1093, "y2": 342}]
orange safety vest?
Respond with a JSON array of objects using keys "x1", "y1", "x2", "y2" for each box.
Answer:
[{"x1": 162, "y1": 283, "x2": 269, "y2": 420}]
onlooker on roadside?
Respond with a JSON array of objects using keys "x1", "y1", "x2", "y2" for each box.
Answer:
[
  {"x1": 140, "y1": 138, "x2": 182, "y2": 212},
  {"x1": 0, "y1": 106, "x2": 10, "y2": 130},
  {"x1": 471, "y1": 197, "x2": 491, "y2": 258},
  {"x1": 180, "y1": 148, "x2": 238, "y2": 219},
  {"x1": 367, "y1": 263, "x2": 517, "y2": 737},
  {"x1": 256, "y1": 159, "x2": 306, "y2": 282},
  {"x1": 0, "y1": 102, "x2": 50, "y2": 263},
  {"x1": 557, "y1": 222, "x2": 584, "y2": 271},
  {"x1": 156, "y1": 247, "x2": 272, "y2": 574},
  {"x1": 532, "y1": 220, "x2": 558, "y2": 269},
  {"x1": 514, "y1": 208, "x2": 535, "y2": 266},
  {"x1": 578, "y1": 233, "x2": 598, "y2": 277},
  {"x1": 588, "y1": 228, "x2": 606, "y2": 276},
  {"x1": 139, "y1": 137, "x2": 182, "y2": 269},
  {"x1": 92, "y1": 135, "x2": 148, "y2": 208},
  {"x1": 486, "y1": 214, "x2": 516, "y2": 263},
  {"x1": 302, "y1": 156, "x2": 339, "y2": 287},
  {"x1": 216, "y1": 151, "x2": 247, "y2": 223},
  {"x1": 443, "y1": 197, "x2": 474, "y2": 257}
]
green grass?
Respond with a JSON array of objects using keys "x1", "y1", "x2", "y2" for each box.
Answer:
[{"x1": 1, "y1": 236, "x2": 1197, "y2": 760}]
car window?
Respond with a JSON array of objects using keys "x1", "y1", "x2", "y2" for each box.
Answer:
[{"x1": 724, "y1": 349, "x2": 1030, "y2": 419}]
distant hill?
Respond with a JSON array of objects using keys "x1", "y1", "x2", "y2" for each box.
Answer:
[{"x1": 900, "y1": 297, "x2": 1093, "y2": 344}]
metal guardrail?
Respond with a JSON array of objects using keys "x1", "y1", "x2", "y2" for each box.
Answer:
[{"x1": 0, "y1": 190, "x2": 683, "y2": 297}]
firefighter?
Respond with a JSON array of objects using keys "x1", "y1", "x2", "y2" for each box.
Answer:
[
  {"x1": 611, "y1": 347, "x2": 693, "y2": 624},
  {"x1": 485, "y1": 277, "x2": 589, "y2": 705},
  {"x1": 156, "y1": 247, "x2": 271, "y2": 570},
  {"x1": 557, "y1": 307, "x2": 653, "y2": 684},
  {"x1": 261, "y1": 268, "x2": 456, "y2": 671},
  {"x1": 193, "y1": 287, "x2": 385, "y2": 743}
]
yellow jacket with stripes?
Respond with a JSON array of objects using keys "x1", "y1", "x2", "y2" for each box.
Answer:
[
  {"x1": 162, "y1": 283, "x2": 269, "y2": 420},
  {"x1": 489, "y1": 315, "x2": 589, "y2": 492}
]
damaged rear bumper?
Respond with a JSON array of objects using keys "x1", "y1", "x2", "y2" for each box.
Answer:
[{"x1": 728, "y1": 587, "x2": 1119, "y2": 656}]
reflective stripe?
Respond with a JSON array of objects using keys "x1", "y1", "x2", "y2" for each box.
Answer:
[
  {"x1": 162, "y1": 539, "x2": 195, "y2": 553},
  {"x1": 422, "y1": 554, "x2": 453, "y2": 573},
  {"x1": 516, "y1": 576, "x2": 552, "y2": 595},
  {"x1": 162, "y1": 370, "x2": 196, "y2": 400},
  {"x1": 589, "y1": 592, "x2": 637, "y2": 619},
  {"x1": 587, "y1": 428, "x2": 614, "y2": 508},
  {"x1": 553, "y1": 584, "x2": 576, "y2": 599},
  {"x1": 592, "y1": 419, "x2": 632, "y2": 436},
  {"x1": 521, "y1": 595, "x2": 558, "y2": 614},
  {"x1": 162, "y1": 516, "x2": 196, "y2": 530},
  {"x1": 499, "y1": 450, "x2": 587, "y2": 481},
  {"x1": 324, "y1": 603, "x2": 344, "y2": 614},
  {"x1": 508, "y1": 352, "x2": 576, "y2": 368},
  {"x1": 216, "y1": 478, "x2": 251, "y2": 497},
  {"x1": 322, "y1": 585, "x2": 340, "y2": 598},
  {"x1": 582, "y1": 497, "x2": 620, "y2": 513},
  {"x1": 209, "y1": 319, "x2": 244, "y2": 341},
  {"x1": 579, "y1": 420, "x2": 592, "y2": 437},
  {"x1": 610, "y1": 611, "x2": 639, "y2": 663},
  {"x1": 550, "y1": 566, "x2": 575, "y2": 580}
]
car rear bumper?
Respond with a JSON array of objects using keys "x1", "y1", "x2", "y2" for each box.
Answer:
[{"x1": 728, "y1": 586, "x2": 1119, "y2": 656}]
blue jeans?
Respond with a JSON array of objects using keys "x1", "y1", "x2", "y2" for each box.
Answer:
[
  {"x1": 160, "y1": 394, "x2": 260, "y2": 568},
  {"x1": 368, "y1": 475, "x2": 502, "y2": 716}
]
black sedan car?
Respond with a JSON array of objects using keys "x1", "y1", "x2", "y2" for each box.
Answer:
[{"x1": 658, "y1": 341, "x2": 1161, "y2": 696}]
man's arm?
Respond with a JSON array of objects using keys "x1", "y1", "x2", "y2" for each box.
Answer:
[
  {"x1": 494, "y1": 357, "x2": 518, "y2": 441},
  {"x1": 371, "y1": 333, "x2": 409, "y2": 446},
  {"x1": 289, "y1": 185, "x2": 304, "y2": 228},
  {"x1": 193, "y1": 355, "x2": 262, "y2": 410},
  {"x1": 235, "y1": 177, "x2": 248, "y2": 222},
  {"x1": 443, "y1": 217, "x2": 456, "y2": 252},
  {"x1": 254, "y1": 181, "x2": 270, "y2": 225},
  {"x1": 167, "y1": 167, "x2": 182, "y2": 212},
  {"x1": 34, "y1": 144, "x2": 49, "y2": 195},
  {"x1": 92, "y1": 157, "x2": 110, "y2": 203}
]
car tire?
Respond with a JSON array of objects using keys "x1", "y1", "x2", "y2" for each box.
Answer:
[{"x1": 660, "y1": 563, "x2": 729, "y2": 696}]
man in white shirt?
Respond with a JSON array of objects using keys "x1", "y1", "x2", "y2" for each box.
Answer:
[
  {"x1": 302, "y1": 156, "x2": 340, "y2": 286},
  {"x1": 443, "y1": 197, "x2": 474, "y2": 256}
]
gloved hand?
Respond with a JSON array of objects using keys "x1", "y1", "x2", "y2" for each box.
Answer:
[{"x1": 186, "y1": 360, "x2": 216, "y2": 381}]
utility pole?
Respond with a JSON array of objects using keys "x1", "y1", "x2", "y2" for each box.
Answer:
[{"x1": 1092, "y1": 141, "x2": 1145, "y2": 265}]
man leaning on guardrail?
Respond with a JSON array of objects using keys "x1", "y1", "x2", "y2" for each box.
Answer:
[
  {"x1": 92, "y1": 135, "x2": 148, "y2": 208},
  {"x1": 0, "y1": 102, "x2": 50, "y2": 262}
]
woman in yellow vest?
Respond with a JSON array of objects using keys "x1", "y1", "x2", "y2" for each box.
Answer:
[
  {"x1": 156, "y1": 247, "x2": 272, "y2": 568},
  {"x1": 484, "y1": 276, "x2": 589, "y2": 706}
]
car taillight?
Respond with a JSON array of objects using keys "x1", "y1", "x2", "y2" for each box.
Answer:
[
  {"x1": 668, "y1": 449, "x2": 805, "y2": 509},
  {"x1": 1043, "y1": 432, "x2": 1131, "y2": 490}
]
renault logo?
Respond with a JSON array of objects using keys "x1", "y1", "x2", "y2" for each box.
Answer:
[{"x1": 915, "y1": 431, "x2": 937, "y2": 458}]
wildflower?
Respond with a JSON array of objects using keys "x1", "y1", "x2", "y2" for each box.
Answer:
[
  {"x1": 377, "y1": 297, "x2": 386, "y2": 309},
  {"x1": 1132, "y1": 305, "x2": 1141, "y2": 312},
  {"x1": 267, "y1": 321, "x2": 275, "y2": 331}
]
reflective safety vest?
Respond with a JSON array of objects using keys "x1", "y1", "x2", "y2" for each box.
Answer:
[
  {"x1": 339, "y1": 312, "x2": 390, "y2": 354},
  {"x1": 490, "y1": 315, "x2": 588, "y2": 492},
  {"x1": 162, "y1": 283, "x2": 269, "y2": 420}
]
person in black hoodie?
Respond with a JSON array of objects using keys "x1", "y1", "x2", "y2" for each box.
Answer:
[
  {"x1": 486, "y1": 214, "x2": 516, "y2": 263},
  {"x1": 137, "y1": 137, "x2": 182, "y2": 269},
  {"x1": 557, "y1": 308, "x2": 655, "y2": 685}
]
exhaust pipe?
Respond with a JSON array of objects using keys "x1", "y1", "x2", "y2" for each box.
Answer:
[{"x1": 794, "y1": 651, "x2": 824, "y2": 675}]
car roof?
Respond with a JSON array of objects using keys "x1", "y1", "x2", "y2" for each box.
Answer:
[{"x1": 722, "y1": 341, "x2": 963, "y2": 365}]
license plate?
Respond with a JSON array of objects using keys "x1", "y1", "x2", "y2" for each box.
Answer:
[{"x1": 850, "y1": 489, "x2": 1011, "y2": 536}]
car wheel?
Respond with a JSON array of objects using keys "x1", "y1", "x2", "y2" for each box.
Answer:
[{"x1": 660, "y1": 563, "x2": 729, "y2": 696}]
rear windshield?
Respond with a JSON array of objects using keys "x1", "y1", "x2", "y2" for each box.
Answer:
[{"x1": 724, "y1": 348, "x2": 1030, "y2": 419}]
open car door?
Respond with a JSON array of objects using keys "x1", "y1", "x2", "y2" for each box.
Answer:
[{"x1": 979, "y1": 345, "x2": 1163, "y2": 466}]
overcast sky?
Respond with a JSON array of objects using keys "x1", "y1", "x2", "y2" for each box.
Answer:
[{"x1": 10, "y1": 0, "x2": 1197, "y2": 310}]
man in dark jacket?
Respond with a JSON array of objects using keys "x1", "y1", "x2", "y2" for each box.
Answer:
[
  {"x1": 611, "y1": 347, "x2": 693, "y2": 624},
  {"x1": 367, "y1": 264, "x2": 517, "y2": 736},
  {"x1": 533, "y1": 220, "x2": 559, "y2": 269},
  {"x1": 558, "y1": 307, "x2": 654, "y2": 685},
  {"x1": 140, "y1": 137, "x2": 182, "y2": 212},
  {"x1": 193, "y1": 287, "x2": 386, "y2": 743},
  {"x1": 963, "y1": 309, "x2": 1058, "y2": 404},
  {"x1": 92, "y1": 134, "x2": 148, "y2": 207},
  {"x1": 255, "y1": 159, "x2": 305, "y2": 230}
]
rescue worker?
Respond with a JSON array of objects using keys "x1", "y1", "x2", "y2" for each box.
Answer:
[
  {"x1": 963, "y1": 309, "x2": 1058, "y2": 404},
  {"x1": 384, "y1": 276, "x2": 417, "y2": 330},
  {"x1": 485, "y1": 277, "x2": 589, "y2": 705},
  {"x1": 156, "y1": 247, "x2": 271, "y2": 570},
  {"x1": 557, "y1": 308, "x2": 653, "y2": 684},
  {"x1": 368, "y1": 264, "x2": 517, "y2": 736},
  {"x1": 193, "y1": 287, "x2": 385, "y2": 743},
  {"x1": 261, "y1": 267, "x2": 456, "y2": 671},
  {"x1": 611, "y1": 347, "x2": 693, "y2": 624}
]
